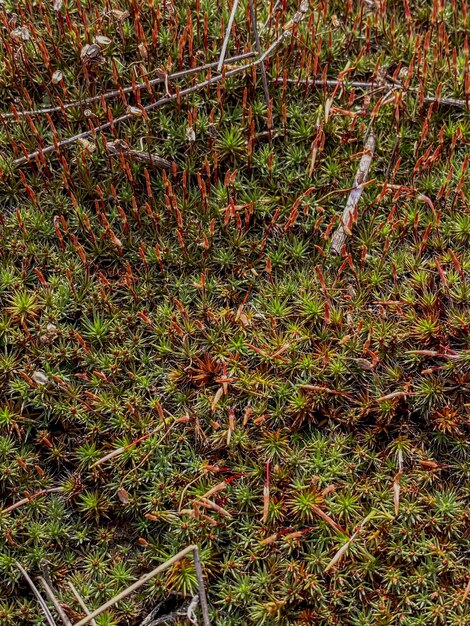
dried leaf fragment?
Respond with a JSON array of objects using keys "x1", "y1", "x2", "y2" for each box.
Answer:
[
  {"x1": 11, "y1": 26, "x2": 30, "y2": 41},
  {"x1": 109, "y1": 9, "x2": 129, "y2": 21},
  {"x1": 32, "y1": 371, "x2": 49, "y2": 386},
  {"x1": 77, "y1": 138, "x2": 96, "y2": 152},
  {"x1": 80, "y1": 43, "x2": 103, "y2": 64},
  {"x1": 95, "y1": 36, "x2": 112, "y2": 47},
  {"x1": 126, "y1": 106, "x2": 143, "y2": 117},
  {"x1": 117, "y1": 487, "x2": 130, "y2": 504},
  {"x1": 186, "y1": 127, "x2": 196, "y2": 143},
  {"x1": 51, "y1": 70, "x2": 63, "y2": 84}
]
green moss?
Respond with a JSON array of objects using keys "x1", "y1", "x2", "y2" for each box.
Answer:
[{"x1": 0, "y1": 0, "x2": 469, "y2": 624}]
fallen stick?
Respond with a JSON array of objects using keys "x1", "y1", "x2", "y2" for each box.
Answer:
[
  {"x1": 6, "y1": 69, "x2": 466, "y2": 122},
  {"x1": 422, "y1": 95, "x2": 469, "y2": 108},
  {"x1": 39, "y1": 561, "x2": 73, "y2": 626},
  {"x1": 13, "y1": 2, "x2": 308, "y2": 167},
  {"x1": 376, "y1": 391, "x2": 414, "y2": 402},
  {"x1": 275, "y1": 77, "x2": 398, "y2": 90},
  {"x1": 329, "y1": 130, "x2": 376, "y2": 256},
  {"x1": 72, "y1": 547, "x2": 196, "y2": 626},
  {"x1": 38, "y1": 577, "x2": 73, "y2": 626},
  {"x1": 300, "y1": 384, "x2": 354, "y2": 399},
  {"x1": 193, "y1": 548, "x2": 211, "y2": 626},
  {"x1": 89, "y1": 429, "x2": 159, "y2": 468},
  {"x1": 72, "y1": 545, "x2": 210, "y2": 626},
  {"x1": 11, "y1": 55, "x2": 267, "y2": 167}
]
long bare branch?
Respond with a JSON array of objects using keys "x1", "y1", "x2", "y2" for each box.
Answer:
[
  {"x1": 105, "y1": 139, "x2": 173, "y2": 170},
  {"x1": 275, "y1": 78, "x2": 400, "y2": 89},
  {"x1": 38, "y1": 561, "x2": 73, "y2": 626},
  {"x1": 193, "y1": 546, "x2": 211, "y2": 626},
  {"x1": 1, "y1": 487, "x2": 63, "y2": 515},
  {"x1": 276, "y1": 78, "x2": 468, "y2": 108},
  {"x1": 422, "y1": 94, "x2": 469, "y2": 108},
  {"x1": 38, "y1": 577, "x2": 73, "y2": 626}
]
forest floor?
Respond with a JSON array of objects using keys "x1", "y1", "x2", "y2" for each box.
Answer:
[{"x1": 0, "y1": 1, "x2": 469, "y2": 625}]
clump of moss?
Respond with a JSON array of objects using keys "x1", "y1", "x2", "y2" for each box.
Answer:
[{"x1": 0, "y1": 0, "x2": 469, "y2": 624}]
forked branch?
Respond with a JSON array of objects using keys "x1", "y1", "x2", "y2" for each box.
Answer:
[
  {"x1": 1, "y1": 51, "x2": 255, "y2": 120},
  {"x1": 12, "y1": 2, "x2": 308, "y2": 167}
]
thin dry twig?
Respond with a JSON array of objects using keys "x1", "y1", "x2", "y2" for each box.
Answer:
[
  {"x1": 276, "y1": 78, "x2": 469, "y2": 108},
  {"x1": 249, "y1": 0, "x2": 270, "y2": 107},
  {"x1": 1, "y1": 51, "x2": 255, "y2": 120},
  {"x1": 11, "y1": 62, "x2": 255, "y2": 167},
  {"x1": 39, "y1": 561, "x2": 73, "y2": 626},
  {"x1": 193, "y1": 546, "x2": 211, "y2": 626},
  {"x1": 72, "y1": 545, "x2": 204, "y2": 626},
  {"x1": 13, "y1": 2, "x2": 309, "y2": 167},
  {"x1": 275, "y1": 77, "x2": 398, "y2": 90},
  {"x1": 329, "y1": 130, "x2": 376, "y2": 256},
  {"x1": 68, "y1": 582, "x2": 97, "y2": 626},
  {"x1": 16, "y1": 562, "x2": 57, "y2": 626},
  {"x1": 422, "y1": 95, "x2": 468, "y2": 108},
  {"x1": 105, "y1": 139, "x2": 173, "y2": 170},
  {"x1": 38, "y1": 577, "x2": 73, "y2": 626},
  {"x1": 217, "y1": 0, "x2": 240, "y2": 72},
  {"x1": 90, "y1": 426, "x2": 165, "y2": 468},
  {"x1": 1, "y1": 487, "x2": 63, "y2": 515}
]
